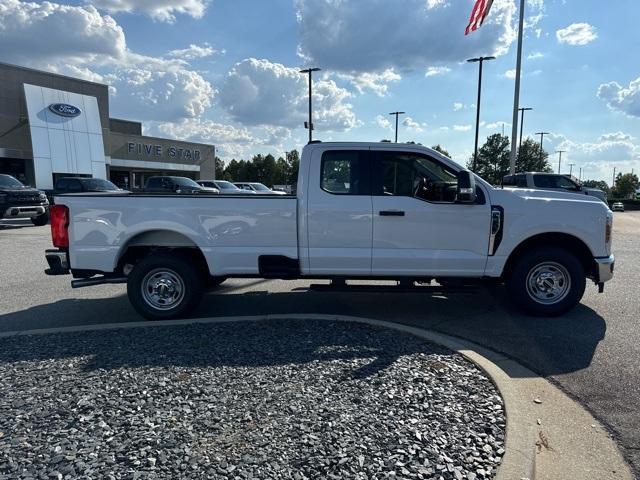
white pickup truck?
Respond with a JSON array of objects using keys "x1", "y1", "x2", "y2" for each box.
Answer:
[{"x1": 45, "y1": 142, "x2": 614, "y2": 319}]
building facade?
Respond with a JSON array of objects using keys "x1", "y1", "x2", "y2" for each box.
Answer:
[{"x1": 0, "y1": 62, "x2": 215, "y2": 190}]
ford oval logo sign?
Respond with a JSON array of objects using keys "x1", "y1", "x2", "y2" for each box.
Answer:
[{"x1": 48, "y1": 103, "x2": 82, "y2": 118}]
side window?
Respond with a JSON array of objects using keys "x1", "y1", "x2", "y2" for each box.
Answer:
[
  {"x1": 56, "y1": 179, "x2": 69, "y2": 190},
  {"x1": 68, "y1": 180, "x2": 82, "y2": 192},
  {"x1": 515, "y1": 175, "x2": 528, "y2": 187},
  {"x1": 320, "y1": 150, "x2": 368, "y2": 195},
  {"x1": 375, "y1": 151, "x2": 459, "y2": 203}
]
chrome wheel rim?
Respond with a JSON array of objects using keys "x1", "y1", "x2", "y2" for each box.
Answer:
[
  {"x1": 141, "y1": 268, "x2": 185, "y2": 311},
  {"x1": 526, "y1": 261, "x2": 571, "y2": 305}
]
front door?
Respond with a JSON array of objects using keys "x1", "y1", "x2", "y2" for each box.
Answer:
[
  {"x1": 371, "y1": 150, "x2": 491, "y2": 277},
  {"x1": 306, "y1": 148, "x2": 373, "y2": 275}
]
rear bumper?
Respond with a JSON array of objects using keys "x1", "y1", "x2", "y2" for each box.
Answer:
[
  {"x1": 45, "y1": 249, "x2": 69, "y2": 275},
  {"x1": 2, "y1": 204, "x2": 47, "y2": 219},
  {"x1": 595, "y1": 255, "x2": 615, "y2": 283}
]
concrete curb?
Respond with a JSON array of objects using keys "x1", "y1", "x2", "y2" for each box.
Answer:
[{"x1": 0, "y1": 314, "x2": 633, "y2": 480}]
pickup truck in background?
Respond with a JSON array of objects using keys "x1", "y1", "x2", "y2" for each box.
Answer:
[
  {"x1": 45, "y1": 142, "x2": 614, "y2": 320},
  {"x1": 0, "y1": 174, "x2": 49, "y2": 225},
  {"x1": 503, "y1": 172, "x2": 608, "y2": 203}
]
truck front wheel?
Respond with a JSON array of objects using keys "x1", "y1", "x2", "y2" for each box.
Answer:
[
  {"x1": 506, "y1": 246, "x2": 586, "y2": 316},
  {"x1": 127, "y1": 253, "x2": 203, "y2": 320}
]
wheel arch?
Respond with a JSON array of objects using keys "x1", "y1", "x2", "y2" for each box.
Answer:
[
  {"x1": 115, "y1": 229, "x2": 210, "y2": 275},
  {"x1": 502, "y1": 232, "x2": 595, "y2": 279}
]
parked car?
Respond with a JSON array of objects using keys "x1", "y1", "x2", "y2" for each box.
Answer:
[
  {"x1": 612, "y1": 202, "x2": 625, "y2": 212},
  {"x1": 197, "y1": 180, "x2": 253, "y2": 194},
  {"x1": 145, "y1": 176, "x2": 218, "y2": 194},
  {"x1": 0, "y1": 174, "x2": 49, "y2": 225},
  {"x1": 48, "y1": 177, "x2": 123, "y2": 198},
  {"x1": 45, "y1": 142, "x2": 614, "y2": 320},
  {"x1": 234, "y1": 182, "x2": 287, "y2": 195},
  {"x1": 503, "y1": 172, "x2": 608, "y2": 203}
]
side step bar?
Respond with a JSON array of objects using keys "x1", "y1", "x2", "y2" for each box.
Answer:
[{"x1": 71, "y1": 276, "x2": 128, "y2": 289}]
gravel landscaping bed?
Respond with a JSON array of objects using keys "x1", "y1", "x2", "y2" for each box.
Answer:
[{"x1": 0, "y1": 319, "x2": 505, "y2": 479}]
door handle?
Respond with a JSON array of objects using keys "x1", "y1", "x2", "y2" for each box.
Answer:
[{"x1": 379, "y1": 210, "x2": 405, "y2": 216}]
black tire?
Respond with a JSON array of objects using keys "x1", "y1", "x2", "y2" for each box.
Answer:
[
  {"x1": 31, "y1": 211, "x2": 49, "y2": 226},
  {"x1": 506, "y1": 246, "x2": 586, "y2": 316},
  {"x1": 127, "y1": 253, "x2": 203, "y2": 320}
]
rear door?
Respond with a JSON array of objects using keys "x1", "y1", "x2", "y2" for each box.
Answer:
[
  {"x1": 370, "y1": 149, "x2": 491, "y2": 276},
  {"x1": 306, "y1": 148, "x2": 373, "y2": 275}
]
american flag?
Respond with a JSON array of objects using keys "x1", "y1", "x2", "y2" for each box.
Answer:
[{"x1": 465, "y1": 0, "x2": 494, "y2": 35}]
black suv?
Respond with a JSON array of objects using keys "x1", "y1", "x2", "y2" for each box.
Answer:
[
  {"x1": 145, "y1": 176, "x2": 218, "y2": 194},
  {"x1": 0, "y1": 174, "x2": 50, "y2": 226},
  {"x1": 50, "y1": 177, "x2": 122, "y2": 196}
]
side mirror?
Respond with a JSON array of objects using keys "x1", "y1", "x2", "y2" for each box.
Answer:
[{"x1": 456, "y1": 170, "x2": 476, "y2": 203}]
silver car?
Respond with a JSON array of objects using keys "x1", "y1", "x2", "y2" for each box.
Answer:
[
  {"x1": 234, "y1": 182, "x2": 287, "y2": 195},
  {"x1": 612, "y1": 202, "x2": 625, "y2": 212}
]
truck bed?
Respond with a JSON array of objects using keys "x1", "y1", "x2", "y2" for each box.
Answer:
[{"x1": 57, "y1": 193, "x2": 298, "y2": 276}]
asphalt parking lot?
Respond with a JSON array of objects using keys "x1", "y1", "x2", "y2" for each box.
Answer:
[{"x1": 1, "y1": 212, "x2": 639, "y2": 476}]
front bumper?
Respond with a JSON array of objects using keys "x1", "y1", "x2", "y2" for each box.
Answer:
[
  {"x1": 2, "y1": 204, "x2": 47, "y2": 219},
  {"x1": 45, "y1": 249, "x2": 70, "y2": 275},
  {"x1": 595, "y1": 254, "x2": 615, "y2": 283}
]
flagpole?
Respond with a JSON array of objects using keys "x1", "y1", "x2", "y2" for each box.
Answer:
[{"x1": 509, "y1": 0, "x2": 526, "y2": 174}]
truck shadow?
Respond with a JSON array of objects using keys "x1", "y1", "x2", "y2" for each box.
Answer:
[{"x1": 0, "y1": 284, "x2": 606, "y2": 380}]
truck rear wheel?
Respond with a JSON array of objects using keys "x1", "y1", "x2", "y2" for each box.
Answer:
[
  {"x1": 127, "y1": 253, "x2": 203, "y2": 320},
  {"x1": 506, "y1": 246, "x2": 586, "y2": 316}
]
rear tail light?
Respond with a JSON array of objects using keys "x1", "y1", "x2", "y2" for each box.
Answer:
[
  {"x1": 50, "y1": 204, "x2": 69, "y2": 248},
  {"x1": 605, "y1": 216, "x2": 612, "y2": 245}
]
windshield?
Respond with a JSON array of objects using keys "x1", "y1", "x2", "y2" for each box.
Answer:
[
  {"x1": 251, "y1": 183, "x2": 271, "y2": 191},
  {"x1": 82, "y1": 179, "x2": 119, "y2": 190},
  {"x1": 170, "y1": 177, "x2": 201, "y2": 188},
  {"x1": 215, "y1": 181, "x2": 241, "y2": 191},
  {"x1": 0, "y1": 174, "x2": 25, "y2": 188}
]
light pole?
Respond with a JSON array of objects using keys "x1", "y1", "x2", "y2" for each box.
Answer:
[
  {"x1": 518, "y1": 107, "x2": 533, "y2": 149},
  {"x1": 556, "y1": 150, "x2": 566, "y2": 174},
  {"x1": 467, "y1": 56, "x2": 495, "y2": 172},
  {"x1": 568, "y1": 163, "x2": 575, "y2": 177},
  {"x1": 613, "y1": 167, "x2": 617, "y2": 187},
  {"x1": 535, "y1": 131, "x2": 550, "y2": 164},
  {"x1": 579, "y1": 167, "x2": 582, "y2": 182},
  {"x1": 389, "y1": 111, "x2": 406, "y2": 143},
  {"x1": 300, "y1": 67, "x2": 321, "y2": 143}
]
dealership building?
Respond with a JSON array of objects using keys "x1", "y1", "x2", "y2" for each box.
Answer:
[{"x1": 0, "y1": 62, "x2": 215, "y2": 189}]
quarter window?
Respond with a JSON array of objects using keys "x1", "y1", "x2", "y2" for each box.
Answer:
[{"x1": 320, "y1": 150, "x2": 368, "y2": 195}]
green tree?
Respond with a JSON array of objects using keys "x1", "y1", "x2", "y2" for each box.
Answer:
[
  {"x1": 467, "y1": 134, "x2": 511, "y2": 185},
  {"x1": 612, "y1": 173, "x2": 639, "y2": 199},
  {"x1": 285, "y1": 150, "x2": 300, "y2": 185},
  {"x1": 214, "y1": 157, "x2": 225, "y2": 180},
  {"x1": 431, "y1": 144, "x2": 450, "y2": 158},
  {"x1": 516, "y1": 138, "x2": 553, "y2": 173}
]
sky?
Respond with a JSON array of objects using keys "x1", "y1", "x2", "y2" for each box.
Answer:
[{"x1": 0, "y1": 0, "x2": 638, "y2": 183}]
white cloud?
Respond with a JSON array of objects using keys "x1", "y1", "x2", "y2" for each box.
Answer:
[
  {"x1": 218, "y1": 58, "x2": 358, "y2": 132},
  {"x1": 374, "y1": 115, "x2": 393, "y2": 131},
  {"x1": 453, "y1": 124, "x2": 472, "y2": 132},
  {"x1": 527, "y1": 51, "x2": 544, "y2": 60},
  {"x1": 425, "y1": 66, "x2": 451, "y2": 77},
  {"x1": 167, "y1": 43, "x2": 218, "y2": 60},
  {"x1": 543, "y1": 132, "x2": 640, "y2": 182},
  {"x1": 598, "y1": 77, "x2": 640, "y2": 118},
  {"x1": 338, "y1": 69, "x2": 401, "y2": 96},
  {"x1": 402, "y1": 116, "x2": 424, "y2": 132},
  {"x1": 89, "y1": 0, "x2": 208, "y2": 22},
  {"x1": 0, "y1": 0, "x2": 126, "y2": 65},
  {"x1": 296, "y1": 0, "x2": 519, "y2": 73},
  {"x1": 504, "y1": 69, "x2": 516, "y2": 79},
  {"x1": 453, "y1": 102, "x2": 464, "y2": 111},
  {"x1": 0, "y1": 0, "x2": 214, "y2": 122},
  {"x1": 556, "y1": 23, "x2": 597, "y2": 46}
]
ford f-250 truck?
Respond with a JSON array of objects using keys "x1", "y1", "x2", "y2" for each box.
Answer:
[{"x1": 45, "y1": 142, "x2": 614, "y2": 320}]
